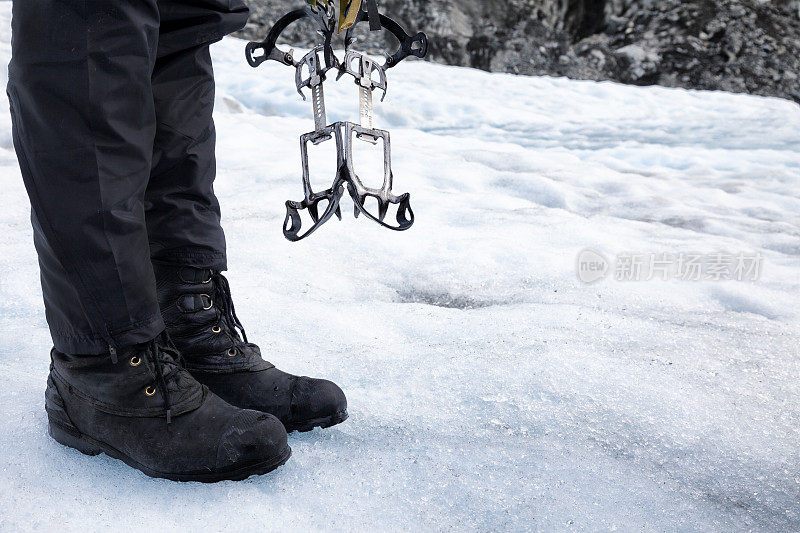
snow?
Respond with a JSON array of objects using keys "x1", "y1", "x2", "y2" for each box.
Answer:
[{"x1": 1, "y1": 2, "x2": 799, "y2": 530}]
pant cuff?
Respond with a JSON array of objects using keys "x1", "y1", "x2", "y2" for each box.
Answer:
[
  {"x1": 50, "y1": 313, "x2": 166, "y2": 355},
  {"x1": 151, "y1": 250, "x2": 227, "y2": 271}
]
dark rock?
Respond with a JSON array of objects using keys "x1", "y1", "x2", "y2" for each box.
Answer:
[{"x1": 237, "y1": 0, "x2": 800, "y2": 104}]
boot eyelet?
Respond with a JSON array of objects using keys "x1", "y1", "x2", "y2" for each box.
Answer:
[
  {"x1": 202, "y1": 273, "x2": 213, "y2": 284},
  {"x1": 129, "y1": 356, "x2": 142, "y2": 367},
  {"x1": 211, "y1": 326, "x2": 222, "y2": 334},
  {"x1": 144, "y1": 386, "x2": 157, "y2": 397},
  {"x1": 200, "y1": 294, "x2": 213, "y2": 310},
  {"x1": 227, "y1": 348, "x2": 237, "y2": 357}
]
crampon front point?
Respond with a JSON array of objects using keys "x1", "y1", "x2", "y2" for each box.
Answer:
[{"x1": 245, "y1": 0, "x2": 428, "y2": 241}]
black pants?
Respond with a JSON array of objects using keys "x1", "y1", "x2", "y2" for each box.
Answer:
[{"x1": 8, "y1": 0, "x2": 249, "y2": 354}]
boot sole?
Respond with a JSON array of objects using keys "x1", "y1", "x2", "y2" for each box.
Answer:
[
  {"x1": 48, "y1": 418, "x2": 292, "y2": 482},
  {"x1": 285, "y1": 409, "x2": 348, "y2": 433}
]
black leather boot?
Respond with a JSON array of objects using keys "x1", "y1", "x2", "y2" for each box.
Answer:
[
  {"x1": 46, "y1": 334, "x2": 291, "y2": 482},
  {"x1": 154, "y1": 264, "x2": 348, "y2": 432}
]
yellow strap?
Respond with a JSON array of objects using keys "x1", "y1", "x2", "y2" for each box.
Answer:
[
  {"x1": 338, "y1": 0, "x2": 362, "y2": 33},
  {"x1": 307, "y1": 0, "x2": 331, "y2": 10}
]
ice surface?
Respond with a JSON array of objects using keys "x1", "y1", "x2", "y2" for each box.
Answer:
[{"x1": 0, "y1": 3, "x2": 799, "y2": 530}]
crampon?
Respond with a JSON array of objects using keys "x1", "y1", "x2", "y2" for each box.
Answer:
[{"x1": 245, "y1": 1, "x2": 428, "y2": 241}]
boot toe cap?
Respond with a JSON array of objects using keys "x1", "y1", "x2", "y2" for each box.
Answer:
[
  {"x1": 291, "y1": 377, "x2": 348, "y2": 428},
  {"x1": 216, "y1": 409, "x2": 289, "y2": 472}
]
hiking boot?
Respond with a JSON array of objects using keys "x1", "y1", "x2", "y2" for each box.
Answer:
[
  {"x1": 45, "y1": 333, "x2": 291, "y2": 482},
  {"x1": 154, "y1": 264, "x2": 348, "y2": 432}
]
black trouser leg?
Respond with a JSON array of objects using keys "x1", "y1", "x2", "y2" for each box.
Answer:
[
  {"x1": 9, "y1": 0, "x2": 163, "y2": 354},
  {"x1": 147, "y1": 0, "x2": 249, "y2": 270},
  {"x1": 8, "y1": 0, "x2": 248, "y2": 354},
  {"x1": 147, "y1": 44, "x2": 227, "y2": 270}
]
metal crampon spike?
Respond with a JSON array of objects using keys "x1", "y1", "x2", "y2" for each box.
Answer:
[
  {"x1": 283, "y1": 122, "x2": 413, "y2": 241},
  {"x1": 340, "y1": 122, "x2": 413, "y2": 232}
]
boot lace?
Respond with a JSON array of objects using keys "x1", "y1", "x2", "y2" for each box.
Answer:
[
  {"x1": 210, "y1": 272, "x2": 249, "y2": 350},
  {"x1": 142, "y1": 334, "x2": 186, "y2": 424}
]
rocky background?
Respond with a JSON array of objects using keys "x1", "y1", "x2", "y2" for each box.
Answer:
[{"x1": 237, "y1": 0, "x2": 800, "y2": 104}]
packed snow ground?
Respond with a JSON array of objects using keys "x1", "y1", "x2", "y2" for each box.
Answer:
[{"x1": 1, "y1": 4, "x2": 799, "y2": 531}]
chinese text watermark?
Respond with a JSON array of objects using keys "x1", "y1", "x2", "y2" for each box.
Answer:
[{"x1": 576, "y1": 249, "x2": 763, "y2": 283}]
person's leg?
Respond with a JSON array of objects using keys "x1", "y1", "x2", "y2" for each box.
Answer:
[
  {"x1": 145, "y1": 0, "x2": 251, "y2": 268},
  {"x1": 9, "y1": 0, "x2": 163, "y2": 353},
  {"x1": 10, "y1": 0, "x2": 290, "y2": 481},
  {"x1": 149, "y1": 0, "x2": 348, "y2": 432},
  {"x1": 146, "y1": 44, "x2": 228, "y2": 269}
]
